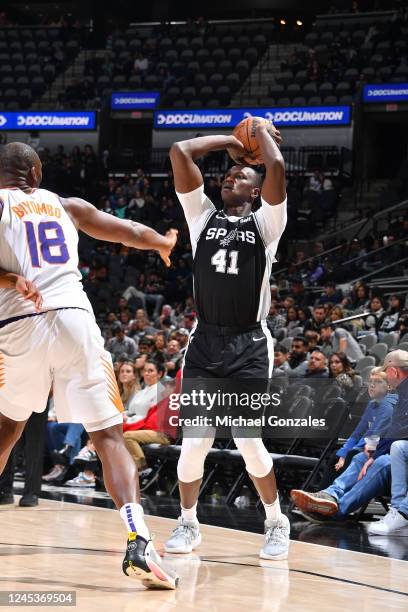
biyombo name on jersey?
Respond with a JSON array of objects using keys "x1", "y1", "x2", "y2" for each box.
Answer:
[
  {"x1": 0, "y1": 112, "x2": 96, "y2": 131},
  {"x1": 154, "y1": 105, "x2": 351, "y2": 128}
]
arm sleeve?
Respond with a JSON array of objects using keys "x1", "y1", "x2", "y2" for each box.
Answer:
[
  {"x1": 176, "y1": 184, "x2": 216, "y2": 249},
  {"x1": 253, "y1": 197, "x2": 287, "y2": 248}
]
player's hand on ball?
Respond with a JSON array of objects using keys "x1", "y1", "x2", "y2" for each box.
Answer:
[
  {"x1": 159, "y1": 228, "x2": 178, "y2": 267},
  {"x1": 260, "y1": 120, "x2": 282, "y2": 147},
  {"x1": 15, "y1": 276, "x2": 43, "y2": 312},
  {"x1": 226, "y1": 135, "x2": 247, "y2": 164}
]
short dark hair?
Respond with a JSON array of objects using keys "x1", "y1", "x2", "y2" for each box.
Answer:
[
  {"x1": 275, "y1": 344, "x2": 288, "y2": 354},
  {"x1": 292, "y1": 336, "x2": 308, "y2": 347},
  {"x1": 319, "y1": 323, "x2": 334, "y2": 332}
]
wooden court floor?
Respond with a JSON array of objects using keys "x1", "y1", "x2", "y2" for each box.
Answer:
[{"x1": 0, "y1": 497, "x2": 407, "y2": 611}]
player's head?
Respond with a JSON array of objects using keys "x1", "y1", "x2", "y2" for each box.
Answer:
[
  {"x1": 0, "y1": 142, "x2": 42, "y2": 190},
  {"x1": 221, "y1": 165, "x2": 263, "y2": 210}
]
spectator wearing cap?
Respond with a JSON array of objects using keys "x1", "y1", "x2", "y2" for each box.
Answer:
[
  {"x1": 291, "y1": 350, "x2": 408, "y2": 525},
  {"x1": 319, "y1": 323, "x2": 364, "y2": 365},
  {"x1": 319, "y1": 281, "x2": 343, "y2": 306},
  {"x1": 273, "y1": 344, "x2": 290, "y2": 376},
  {"x1": 288, "y1": 337, "x2": 309, "y2": 377},
  {"x1": 106, "y1": 323, "x2": 138, "y2": 362}
]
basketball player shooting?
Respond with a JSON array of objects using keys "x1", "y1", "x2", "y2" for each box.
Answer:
[
  {"x1": 0, "y1": 143, "x2": 179, "y2": 589},
  {"x1": 164, "y1": 117, "x2": 290, "y2": 559}
]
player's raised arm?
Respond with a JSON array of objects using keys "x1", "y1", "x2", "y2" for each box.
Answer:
[
  {"x1": 255, "y1": 123, "x2": 286, "y2": 206},
  {"x1": 170, "y1": 135, "x2": 246, "y2": 193},
  {"x1": 61, "y1": 197, "x2": 177, "y2": 267}
]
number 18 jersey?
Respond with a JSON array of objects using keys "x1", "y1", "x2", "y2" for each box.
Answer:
[
  {"x1": 177, "y1": 185, "x2": 287, "y2": 328},
  {"x1": 0, "y1": 187, "x2": 92, "y2": 321}
]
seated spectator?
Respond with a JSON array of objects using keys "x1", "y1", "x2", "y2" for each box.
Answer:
[
  {"x1": 305, "y1": 330, "x2": 320, "y2": 352},
  {"x1": 319, "y1": 281, "x2": 343, "y2": 305},
  {"x1": 330, "y1": 306, "x2": 345, "y2": 323},
  {"x1": 328, "y1": 352, "x2": 356, "y2": 391},
  {"x1": 123, "y1": 361, "x2": 171, "y2": 471},
  {"x1": 344, "y1": 282, "x2": 370, "y2": 312},
  {"x1": 297, "y1": 307, "x2": 311, "y2": 329},
  {"x1": 377, "y1": 294, "x2": 404, "y2": 338},
  {"x1": 290, "y1": 350, "x2": 408, "y2": 521},
  {"x1": 305, "y1": 350, "x2": 329, "y2": 379},
  {"x1": 154, "y1": 304, "x2": 177, "y2": 329},
  {"x1": 319, "y1": 366, "x2": 396, "y2": 489},
  {"x1": 303, "y1": 304, "x2": 327, "y2": 333},
  {"x1": 320, "y1": 323, "x2": 364, "y2": 365},
  {"x1": 285, "y1": 306, "x2": 301, "y2": 334},
  {"x1": 135, "y1": 337, "x2": 156, "y2": 373},
  {"x1": 133, "y1": 52, "x2": 149, "y2": 74},
  {"x1": 305, "y1": 259, "x2": 325, "y2": 285},
  {"x1": 367, "y1": 440, "x2": 408, "y2": 535},
  {"x1": 267, "y1": 299, "x2": 286, "y2": 336},
  {"x1": 118, "y1": 361, "x2": 141, "y2": 406},
  {"x1": 365, "y1": 296, "x2": 386, "y2": 332},
  {"x1": 273, "y1": 344, "x2": 290, "y2": 377},
  {"x1": 290, "y1": 278, "x2": 313, "y2": 308},
  {"x1": 164, "y1": 339, "x2": 182, "y2": 377},
  {"x1": 106, "y1": 323, "x2": 138, "y2": 362},
  {"x1": 288, "y1": 337, "x2": 309, "y2": 377}
]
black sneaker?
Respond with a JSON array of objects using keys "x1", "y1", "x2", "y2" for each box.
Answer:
[
  {"x1": 51, "y1": 445, "x2": 72, "y2": 466},
  {"x1": 122, "y1": 533, "x2": 179, "y2": 590}
]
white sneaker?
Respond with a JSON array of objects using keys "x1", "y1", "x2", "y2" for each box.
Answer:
[
  {"x1": 260, "y1": 514, "x2": 290, "y2": 560},
  {"x1": 164, "y1": 517, "x2": 202, "y2": 553},
  {"x1": 367, "y1": 508, "x2": 408, "y2": 536}
]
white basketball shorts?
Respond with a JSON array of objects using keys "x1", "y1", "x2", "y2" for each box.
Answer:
[{"x1": 0, "y1": 308, "x2": 124, "y2": 432}]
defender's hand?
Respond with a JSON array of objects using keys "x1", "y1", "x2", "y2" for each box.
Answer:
[{"x1": 159, "y1": 229, "x2": 178, "y2": 267}]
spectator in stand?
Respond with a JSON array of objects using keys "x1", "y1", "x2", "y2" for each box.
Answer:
[
  {"x1": 164, "y1": 339, "x2": 183, "y2": 378},
  {"x1": 290, "y1": 351, "x2": 408, "y2": 523},
  {"x1": 154, "y1": 304, "x2": 177, "y2": 329},
  {"x1": 135, "y1": 337, "x2": 156, "y2": 374},
  {"x1": 365, "y1": 296, "x2": 386, "y2": 333},
  {"x1": 303, "y1": 304, "x2": 327, "y2": 333},
  {"x1": 288, "y1": 337, "x2": 309, "y2": 377},
  {"x1": 123, "y1": 361, "x2": 171, "y2": 473},
  {"x1": 267, "y1": 299, "x2": 286, "y2": 336},
  {"x1": 106, "y1": 323, "x2": 138, "y2": 362},
  {"x1": 319, "y1": 281, "x2": 343, "y2": 305},
  {"x1": 290, "y1": 278, "x2": 313, "y2": 308},
  {"x1": 305, "y1": 330, "x2": 321, "y2": 352},
  {"x1": 305, "y1": 259, "x2": 325, "y2": 285},
  {"x1": 328, "y1": 352, "x2": 356, "y2": 391},
  {"x1": 133, "y1": 52, "x2": 149, "y2": 75},
  {"x1": 330, "y1": 306, "x2": 345, "y2": 323},
  {"x1": 273, "y1": 345, "x2": 290, "y2": 377},
  {"x1": 320, "y1": 323, "x2": 364, "y2": 365},
  {"x1": 297, "y1": 307, "x2": 312, "y2": 330},
  {"x1": 398, "y1": 314, "x2": 408, "y2": 341},
  {"x1": 285, "y1": 306, "x2": 301, "y2": 335},
  {"x1": 377, "y1": 295, "x2": 404, "y2": 338},
  {"x1": 304, "y1": 350, "x2": 329, "y2": 379},
  {"x1": 182, "y1": 311, "x2": 196, "y2": 332}
]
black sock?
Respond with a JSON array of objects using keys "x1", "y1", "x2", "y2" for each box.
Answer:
[{"x1": 398, "y1": 510, "x2": 408, "y2": 521}]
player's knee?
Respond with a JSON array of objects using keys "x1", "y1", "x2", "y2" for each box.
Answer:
[
  {"x1": 233, "y1": 438, "x2": 273, "y2": 478},
  {"x1": 177, "y1": 437, "x2": 212, "y2": 482}
]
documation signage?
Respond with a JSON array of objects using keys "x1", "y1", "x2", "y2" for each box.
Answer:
[
  {"x1": 0, "y1": 111, "x2": 97, "y2": 131},
  {"x1": 111, "y1": 92, "x2": 160, "y2": 110},
  {"x1": 363, "y1": 83, "x2": 408, "y2": 103},
  {"x1": 154, "y1": 106, "x2": 351, "y2": 129}
]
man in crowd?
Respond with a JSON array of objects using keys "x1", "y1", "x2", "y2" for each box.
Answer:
[
  {"x1": 288, "y1": 337, "x2": 309, "y2": 377},
  {"x1": 273, "y1": 344, "x2": 290, "y2": 376},
  {"x1": 320, "y1": 322, "x2": 364, "y2": 365},
  {"x1": 305, "y1": 350, "x2": 329, "y2": 379},
  {"x1": 290, "y1": 350, "x2": 408, "y2": 526},
  {"x1": 106, "y1": 323, "x2": 138, "y2": 362},
  {"x1": 303, "y1": 305, "x2": 327, "y2": 334},
  {"x1": 319, "y1": 281, "x2": 343, "y2": 305},
  {"x1": 268, "y1": 299, "x2": 286, "y2": 336}
]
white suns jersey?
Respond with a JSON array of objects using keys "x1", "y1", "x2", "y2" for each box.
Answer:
[{"x1": 0, "y1": 187, "x2": 92, "y2": 321}]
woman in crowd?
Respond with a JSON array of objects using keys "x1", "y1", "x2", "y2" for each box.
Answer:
[
  {"x1": 297, "y1": 307, "x2": 311, "y2": 329},
  {"x1": 285, "y1": 306, "x2": 301, "y2": 334},
  {"x1": 377, "y1": 294, "x2": 404, "y2": 338},
  {"x1": 365, "y1": 296, "x2": 386, "y2": 332},
  {"x1": 345, "y1": 282, "x2": 370, "y2": 312},
  {"x1": 328, "y1": 352, "x2": 356, "y2": 391},
  {"x1": 123, "y1": 361, "x2": 171, "y2": 473},
  {"x1": 118, "y1": 361, "x2": 141, "y2": 406}
]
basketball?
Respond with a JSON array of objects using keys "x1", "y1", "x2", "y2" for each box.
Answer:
[{"x1": 232, "y1": 116, "x2": 270, "y2": 164}]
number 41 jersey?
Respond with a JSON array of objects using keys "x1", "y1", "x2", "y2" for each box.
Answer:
[
  {"x1": 0, "y1": 187, "x2": 92, "y2": 321},
  {"x1": 177, "y1": 185, "x2": 287, "y2": 328}
]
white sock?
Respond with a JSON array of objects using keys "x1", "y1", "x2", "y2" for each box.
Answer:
[
  {"x1": 181, "y1": 502, "x2": 198, "y2": 523},
  {"x1": 119, "y1": 503, "x2": 150, "y2": 540},
  {"x1": 263, "y1": 496, "x2": 281, "y2": 521}
]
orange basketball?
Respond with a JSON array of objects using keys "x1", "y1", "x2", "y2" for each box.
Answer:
[{"x1": 232, "y1": 116, "x2": 269, "y2": 165}]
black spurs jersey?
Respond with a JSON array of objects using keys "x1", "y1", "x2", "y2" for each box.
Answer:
[{"x1": 178, "y1": 185, "x2": 287, "y2": 328}]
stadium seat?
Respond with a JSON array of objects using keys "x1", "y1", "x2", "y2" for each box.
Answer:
[
  {"x1": 355, "y1": 355, "x2": 375, "y2": 374},
  {"x1": 368, "y1": 343, "x2": 388, "y2": 364},
  {"x1": 359, "y1": 334, "x2": 377, "y2": 351},
  {"x1": 382, "y1": 332, "x2": 398, "y2": 350},
  {"x1": 344, "y1": 68, "x2": 359, "y2": 83},
  {"x1": 319, "y1": 82, "x2": 334, "y2": 96},
  {"x1": 191, "y1": 37, "x2": 204, "y2": 51},
  {"x1": 215, "y1": 85, "x2": 231, "y2": 105},
  {"x1": 244, "y1": 47, "x2": 258, "y2": 65},
  {"x1": 129, "y1": 39, "x2": 142, "y2": 53},
  {"x1": 128, "y1": 75, "x2": 142, "y2": 88},
  {"x1": 199, "y1": 85, "x2": 214, "y2": 103},
  {"x1": 219, "y1": 60, "x2": 233, "y2": 76},
  {"x1": 235, "y1": 60, "x2": 250, "y2": 78},
  {"x1": 293, "y1": 97, "x2": 307, "y2": 105},
  {"x1": 303, "y1": 81, "x2": 317, "y2": 94},
  {"x1": 221, "y1": 35, "x2": 235, "y2": 50},
  {"x1": 188, "y1": 99, "x2": 202, "y2": 108},
  {"x1": 269, "y1": 84, "x2": 285, "y2": 98},
  {"x1": 209, "y1": 73, "x2": 223, "y2": 89},
  {"x1": 253, "y1": 34, "x2": 267, "y2": 51},
  {"x1": 228, "y1": 48, "x2": 242, "y2": 63},
  {"x1": 212, "y1": 48, "x2": 226, "y2": 62},
  {"x1": 159, "y1": 37, "x2": 172, "y2": 52},
  {"x1": 287, "y1": 83, "x2": 301, "y2": 99},
  {"x1": 175, "y1": 37, "x2": 188, "y2": 52},
  {"x1": 226, "y1": 73, "x2": 240, "y2": 90},
  {"x1": 323, "y1": 95, "x2": 338, "y2": 105},
  {"x1": 206, "y1": 98, "x2": 221, "y2": 107},
  {"x1": 203, "y1": 61, "x2": 217, "y2": 76},
  {"x1": 206, "y1": 36, "x2": 219, "y2": 51},
  {"x1": 397, "y1": 342, "x2": 408, "y2": 352},
  {"x1": 193, "y1": 73, "x2": 207, "y2": 88},
  {"x1": 339, "y1": 95, "x2": 353, "y2": 105},
  {"x1": 307, "y1": 95, "x2": 322, "y2": 105},
  {"x1": 196, "y1": 49, "x2": 210, "y2": 62},
  {"x1": 180, "y1": 49, "x2": 194, "y2": 63}
]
